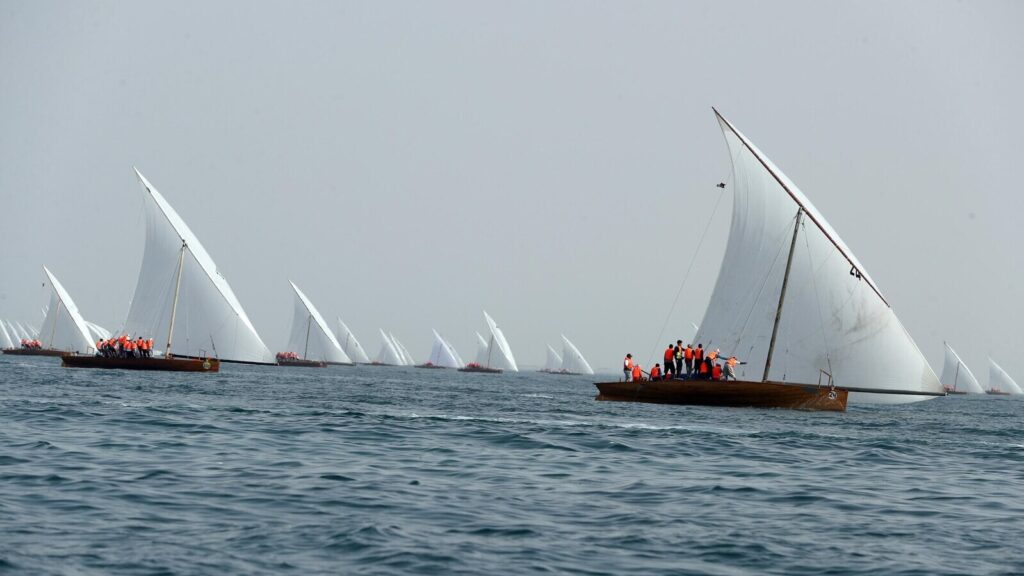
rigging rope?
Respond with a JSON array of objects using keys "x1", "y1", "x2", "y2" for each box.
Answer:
[
  {"x1": 646, "y1": 185, "x2": 726, "y2": 366},
  {"x1": 802, "y1": 221, "x2": 835, "y2": 380}
]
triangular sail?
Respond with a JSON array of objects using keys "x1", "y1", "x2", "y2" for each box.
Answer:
[
  {"x1": 560, "y1": 335, "x2": 595, "y2": 375},
  {"x1": 695, "y1": 110, "x2": 942, "y2": 403},
  {"x1": 473, "y1": 332, "x2": 489, "y2": 365},
  {"x1": 543, "y1": 345, "x2": 562, "y2": 371},
  {"x1": 939, "y1": 343, "x2": 984, "y2": 394},
  {"x1": 38, "y1": 267, "x2": 96, "y2": 354},
  {"x1": 989, "y1": 359, "x2": 1023, "y2": 395},
  {"x1": 122, "y1": 169, "x2": 274, "y2": 363},
  {"x1": 428, "y1": 329, "x2": 463, "y2": 368},
  {"x1": 86, "y1": 322, "x2": 112, "y2": 341},
  {"x1": 285, "y1": 282, "x2": 351, "y2": 363},
  {"x1": 375, "y1": 329, "x2": 404, "y2": 365},
  {"x1": 15, "y1": 321, "x2": 32, "y2": 340},
  {"x1": 337, "y1": 317, "x2": 371, "y2": 363},
  {"x1": 391, "y1": 333, "x2": 414, "y2": 366},
  {"x1": 0, "y1": 319, "x2": 13, "y2": 348},
  {"x1": 483, "y1": 311, "x2": 518, "y2": 371}
]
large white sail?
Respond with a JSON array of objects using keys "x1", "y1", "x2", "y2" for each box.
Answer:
[
  {"x1": 0, "y1": 319, "x2": 14, "y2": 348},
  {"x1": 86, "y1": 322, "x2": 112, "y2": 341},
  {"x1": 285, "y1": 281, "x2": 351, "y2": 363},
  {"x1": 988, "y1": 359, "x2": 1023, "y2": 395},
  {"x1": 38, "y1": 267, "x2": 96, "y2": 354},
  {"x1": 337, "y1": 317, "x2": 371, "y2": 363},
  {"x1": 15, "y1": 321, "x2": 32, "y2": 340},
  {"x1": 483, "y1": 311, "x2": 518, "y2": 371},
  {"x1": 939, "y1": 343, "x2": 984, "y2": 394},
  {"x1": 122, "y1": 169, "x2": 274, "y2": 363},
  {"x1": 560, "y1": 335, "x2": 595, "y2": 375},
  {"x1": 375, "y1": 329, "x2": 404, "y2": 365},
  {"x1": 428, "y1": 329, "x2": 464, "y2": 368},
  {"x1": 696, "y1": 111, "x2": 943, "y2": 403},
  {"x1": 543, "y1": 345, "x2": 562, "y2": 371},
  {"x1": 391, "y1": 333, "x2": 415, "y2": 366},
  {"x1": 473, "y1": 332, "x2": 489, "y2": 365}
]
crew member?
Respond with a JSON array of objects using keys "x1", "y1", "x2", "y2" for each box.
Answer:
[
  {"x1": 663, "y1": 345, "x2": 675, "y2": 377},
  {"x1": 674, "y1": 340, "x2": 684, "y2": 376},
  {"x1": 650, "y1": 363, "x2": 662, "y2": 380},
  {"x1": 631, "y1": 362, "x2": 643, "y2": 382},
  {"x1": 623, "y1": 353, "x2": 634, "y2": 381},
  {"x1": 684, "y1": 344, "x2": 694, "y2": 377}
]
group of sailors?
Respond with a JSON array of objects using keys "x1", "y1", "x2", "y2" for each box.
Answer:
[
  {"x1": 622, "y1": 341, "x2": 745, "y2": 382},
  {"x1": 276, "y1": 351, "x2": 300, "y2": 361},
  {"x1": 19, "y1": 338, "x2": 42, "y2": 349},
  {"x1": 96, "y1": 335, "x2": 155, "y2": 358}
]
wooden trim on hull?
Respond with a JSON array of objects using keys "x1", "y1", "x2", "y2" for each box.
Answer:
[
  {"x1": 176, "y1": 354, "x2": 276, "y2": 366},
  {"x1": 415, "y1": 364, "x2": 447, "y2": 369},
  {"x1": 458, "y1": 366, "x2": 503, "y2": 374},
  {"x1": 277, "y1": 359, "x2": 327, "y2": 368},
  {"x1": 594, "y1": 379, "x2": 848, "y2": 411},
  {"x1": 61, "y1": 354, "x2": 220, "y2": 372},
  {"x1": 985, "y1": 390, "x2": 1011, "y2": 396},
  {"x1": 3, "y1": 348, "x2": 67, "y2": 357}
]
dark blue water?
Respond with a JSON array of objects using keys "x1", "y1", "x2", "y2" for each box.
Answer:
[{"x1": 1, "y1": 355, "x2": 1022, "y2": 575}]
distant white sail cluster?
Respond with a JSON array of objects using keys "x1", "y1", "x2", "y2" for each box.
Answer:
[
  {"x1": 988, "y1": 359, "x2": 1023, "y2": 395},
  {"x1": 38, "y1": 267, "x2": 95, "y2": 354},
  {"x1": 337, "y1": 318, "x2": 370, "y2": 363},
  {"x1": 472, "y1": 312, "x2": 518, "y2": 371},
  {"x1": 427, "y1": 330, "x2": 464, "y2": 368},
  {"x1": 285, "y1": 282, "x2": 352, "y2": 364},
  {"x1": 375, "y1": 329, "x2": 407, "y2": 365}
]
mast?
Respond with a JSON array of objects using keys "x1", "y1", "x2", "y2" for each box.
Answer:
[
  {"x1": 763, "y1": 208, "x2": 804, "y2": 382},
  {"x1": 303, "y1": 314, "x2": 313, "y2": 360},
  {"x1": 487, "y1": 334, "x2": 495, "y2": 368},
  {"x1": 47, "y1": 300, "x2": 63, "y2": 348},
  {"x1": 166, "y1": 241, "x2": 187, "y2": 357}
]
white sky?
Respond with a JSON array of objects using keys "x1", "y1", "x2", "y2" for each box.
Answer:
[{"x1": 1, "y1": 1, "x2": 1022, "y2": 377}]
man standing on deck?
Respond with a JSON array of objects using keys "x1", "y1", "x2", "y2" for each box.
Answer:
[
  {"x1": 623, "y1": 353, "x2": 634, "y2": 381},
  {"x1": 663, "y1": 345, "x2": 675, "y2": 378},
  {"x1": 675, "y1": 340, "x2": 684, "y2": 376},
  {"x1": 684, "y1": 343, "x2": 694, "y2": 378},
  {"x1": 724, "y1": 356, "x2": 744, "y2": 381}
]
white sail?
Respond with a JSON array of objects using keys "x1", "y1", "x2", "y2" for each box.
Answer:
[
  {"x1": 560, "y1": 335, "x2": 595, "y2": 375},
  {"x1": 695, "y1": 110, "x2": 943, "y2": 404},
  {"x1": 337, "y1": 317, "x2": 371, "y2": 363},
  {"x1": 989, "y1": 359, "x2": 1023, "y2": 395},
  {"x1": 38, "y1": 267, "x2": 96, "y2": 353},
  {"x1": 15, "y1": 321, "x2": 32, "y2": 340},
  {"x1": 375, "y1": 329, "x2": 404, "y2": 365},
  {"x1": 473, "y1": 332, "x2": 489, "y2": 365},
  {"x1": 939, "y1": 343, "x2": 984, "y2": 394},
  {"x1": 428, "y1": 329, "x2": 463, "y2": 368},
  {"x1": 285, "y1": 282, "x2": 351, "y2": 363},
  {"x1": 391, "y1": 333, "x2": 415, "y2": 366},
  {"x1": 0, "y1": 319, "x2": 13, "y2": 348},
  {"x1": 543, "y1": 345, "x2": 563, "y2": 371},
  {"x1": 444, "y1": 335, "x2": 466, "y2": 367},
  {"x1": 86, "y1": 322, "x2": 112, "y2": 341},
  {"x1": 122, "y1": 169, "x2": 274, "y2": 363},
  {"x1": 483, "y1": 311, "x2": 518, "y2": 371}
]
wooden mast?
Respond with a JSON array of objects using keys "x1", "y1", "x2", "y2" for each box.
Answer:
[
  {"x1": 763, "y1": 208, "x2": 803, "y2": 382},
  {"x1": 303, "y1": 314, "x2": 313, "y2": 360},
  {"x1": 486, "y1": 334, "x2": 495, "y2": 369},
  {"x1": 166, "y1": 241, "x2": 187, "y2": 357},
  {"x1": 47, "y1": 299, "x2": 63, "y2": 348}
]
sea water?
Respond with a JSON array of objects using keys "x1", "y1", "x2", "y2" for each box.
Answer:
[{"x1": 1, "y1": 356, "x2": 1021, "y2": 575}]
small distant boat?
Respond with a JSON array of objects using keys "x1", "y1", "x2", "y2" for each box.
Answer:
[
  {"x1": 373, "y1": 329, "x2": 405, "y2": 366},
  {"x1": 596, "y1": 109, "x2": 946, "y2": 411},
  {"x1": 557, "y1": 335, "x2": 594, "y2": 375},
  {"x1": 939, "y1": 342, "x2": 984, "y2": 394},
  {"x1": 417, "y1": 329, "x2": 464, "y2": 369},
  {"x1": 6, "y1": 267, "x2": 97, "y2": 358},
  {"x1": 538, "y1": 345, "x2": 562, "y2": 373},
  {"x1": 276, "y1": 281, "x2": 353, "y2": 368},
  {"x1": 986, "y1": 358, "x2": 1022, "y2": 396},
  {"x1": 459, "y1": 311, "x2": 517, "y2": 374},
  {"x1": 337, "y1": 317, "x2": 371, "y2": 364}
]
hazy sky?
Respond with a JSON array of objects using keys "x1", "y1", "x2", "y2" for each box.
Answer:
[{"x1": 2, "y1": 1, "x2": 1022, "y2": 376}]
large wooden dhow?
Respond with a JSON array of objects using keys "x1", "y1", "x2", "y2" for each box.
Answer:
[
  {"x1": 596, "y1": 110, "x2": 947, "y2": 411},
  {"x1": 459, "y1": 312, "x2": 518, "y2": 374},
  {"x1": 62, "y1": 168, "x2": 275, "y2": 372}
]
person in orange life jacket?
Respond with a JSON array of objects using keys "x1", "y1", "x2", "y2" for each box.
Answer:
[
  {"x1": 698, "y1": 357, "x2": 710, "y2": 379},
  {"x1": 724, "y1": 356, "x2": 746, "y2": 381},
  {"x1": 623, "y1": 354, "x2": 634, "y2": 381},
  {"x1": 650, "y1": 363, "x2": 662, "y2": 380},
  {"x1": 695, "y1": 344, "x2": 704, "y2": 367},
  {"x1": 711, "y1": 362, "x2": 723, "y2": 381},
  {"x1": 684, "y1": 344, "x2": 694, "y2": 378},
  {"x1": 631, "y1": 362, "x2": 643, "y2": 382},
  {"x1": 663, "y1": 345, "x2": 675, "y2": 377}
]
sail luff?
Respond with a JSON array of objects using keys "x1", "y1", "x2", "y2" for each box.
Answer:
[{"x1": 712, "y1": 108, "x2": 888, "y2": 306}]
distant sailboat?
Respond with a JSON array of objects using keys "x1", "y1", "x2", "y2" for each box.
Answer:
[
  {"x1": 337, "y1": 317, "x2": 371, "y2": 364},
  {"x1": 4, "y1": 268, "x2": 96, "y2": 357},
  {"x1": 596, "y1": 109, "x2": 945, "y2": 410},
  {"x1": 473, "y1": 332, "x2": 489, "y2": 365},
  {"x1": 539, "y1": 345, "x2": 562, "y2": 373},
  {"x1": 0, "y1": 319, "x2": 15, "y2": 350},
  {"x1": 460, "y1": 311, "x2": 518, "y2": 373},
  {"x1": 277, "y1": 281, "x2": 353, "y2": 367},
  {"x1": 939, "y1": 342, "x2": 984, "y2": 394},
  {"x1": 373, "y1": 329, "x2": 405, "y2": 366},
  {"x1": 64, "y1": 169, "x2": 266, "y2": 371},
  {"x1": 559, "y1": 335, "x2": 594, "y2": 375},
  {"x1": 987, "y1": 358, "x2": 1023, "y2": 395},
  {"x1": 391, "y1": 333, "x2": 415, "y2": 366},
  {"x1": 418, "y1": 329, "x2": 464, "y2": 369}
]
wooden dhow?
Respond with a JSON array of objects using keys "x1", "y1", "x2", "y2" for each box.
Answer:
[
  {"x1": 596, "y1": 109, "x2": 947, "y2": 411},
  {"x1": 277, "y1": 281, "x2": 352, "y2": 368}
]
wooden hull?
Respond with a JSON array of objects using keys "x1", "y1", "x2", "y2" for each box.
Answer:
[
  {"x1": 3, "y1": 348, "x2": 66, "y2": 357},
  {"x1": 415, "y1": 364, "x2": 447, "y2": 369},
  {"x1": 985, "y1": 390, "x2": 1011, "y2": 396},
  {"x1": 62, "y1": 354, "x2": 220, "y2": 372},
  {"x1": 277, "y1": 359, "x2": 327, "y2": 368},
  {"x1": 594, "y1": 379, "x2": 847, "y2": 411},
  {"x1": 459, "y1": 366, "x2": 503, "y2": 374}
]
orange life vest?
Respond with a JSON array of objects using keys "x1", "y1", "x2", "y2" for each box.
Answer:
[
  {"x1": 664, "y1": 348, "x2": 674, "y2": 362},
  {"x1": 727, "y1": 357, "x2": 738, "y2": 367},
  {"x1": 631, "y1": 365, "x2": 642, "y2": 379},
  {"x1": 685, "y1": 346, "x2": 694, "y2": 360},
  {"x1": 624, "y1": 356, "x2": 633, "y2": 370},
  {"x1": 651, "y1": 366, "x2": 661, "y2": 378},
  {"x1": 712, "y1": 364, "x2": 722, "y2": 380},
  {"x1": 699, "y1": 361, "x2": 709, "y2": 374}
]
